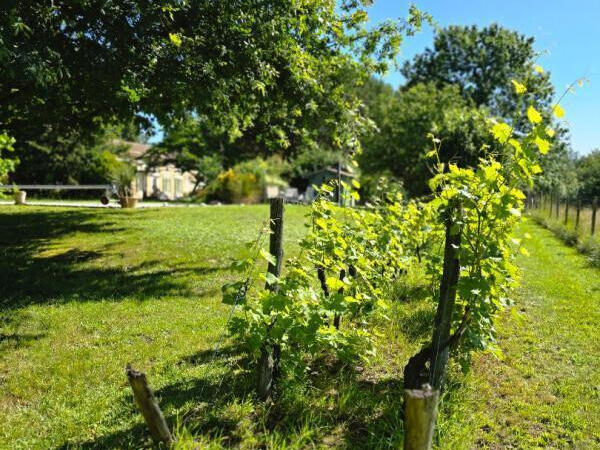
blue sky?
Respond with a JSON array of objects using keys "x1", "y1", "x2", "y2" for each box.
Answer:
[
  {"x1": 152, "y1": 1, "x2": 599, "y2": 155},
  {"x1": 369, "y1": 0, "x2": 599, "y2": 155}
]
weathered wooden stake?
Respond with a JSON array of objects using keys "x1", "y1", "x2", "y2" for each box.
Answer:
[
  {"x1": 337, "y1": 161, "x2": 342, "y2": 206},
  {"x1": 404, "y1": 384, "x2": 440, "y2": 450},
  {"x1": 576, "y1": 200, "x2": 581, "y2": 229},
  {"x1": 429, "y1": 206, "x2": 462, "y2": 390},
  {"x1": 403, "y1": 205, "x2": 461, "y2": 450},
  {"x1": 592, "y1": 197, "x2": 597, "y2": 236},
  {"x1": 258, "y1": 197, "x2": 285, "y2": 401},
  {"x1": 126, "y1": 365, "x2": 173, "y2": 446}
]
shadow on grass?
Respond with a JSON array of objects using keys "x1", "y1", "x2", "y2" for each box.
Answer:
[
  {"x1": 0, "y1": 209, "x2": 229, "y2": 314},
  {"x1": 65, "y1": 344, "x2": 255, "y2": 449},
  {"x1": 63, "y1": 340, "x2": 469, "y2": 449}
]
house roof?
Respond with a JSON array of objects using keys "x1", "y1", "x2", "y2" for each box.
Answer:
[{"x1": 119, "y1": 141, "x2": 151, "y2": 159}]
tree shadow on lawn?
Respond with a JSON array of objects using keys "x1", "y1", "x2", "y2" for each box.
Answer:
[
  {"x1": 65, "y1": 344, "x2": 256, "y2": 449},
  {"x1": 64, "y1": 315, "x2": 468, "y2": 449},
  {"x1": 0, "y1": 209, "x2": 229, "y2": 312}
]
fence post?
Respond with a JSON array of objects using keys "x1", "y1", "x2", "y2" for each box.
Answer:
[
  {"x1": 576, "y1": 200, "x2": 581, "y2": 229},
  {"x1": 403, "y1": 203, "x2": 461, "y2": 450},
  {"x1": 404, "y1": 384, "x2": 440, "y2": 450},
  {"x1": 258, "y1": 197, "x2": 285, "y2": 401},
  {"x1": 126, "y1": 365, "x2": 173, "y2": 446},
  {"x1": 429, "y1": 203, "x2": 462, "y2": 390},
  {"x1": 564, "y1": 199, "x2": 569, "y2": 225},
  {"x1": 592, "y1": 198, "x2": 597, "y2": 236}
]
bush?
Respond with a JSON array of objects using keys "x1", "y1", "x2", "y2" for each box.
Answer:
[
  {"x1": 200, "y1": 156, "x2": 287, "y2": 204},
  {"x1": 204, "y1": 168, "x2": 262, "y2": 204}
]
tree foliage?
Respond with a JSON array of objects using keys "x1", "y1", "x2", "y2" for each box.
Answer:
[
  {"x1": 358, "y1": 82, "x2": 492, "y2": 196},
  {"x1": 0, "y1": 132, "x2": 17, "y2": 184},
  {"x1": 2, "y1": 1, "x2": 428, "y2": 182},
  {"x1": 576, "y1": 150, "x2": 600, "y2": 202},
  {"x1": 401, "y1": 24, "x2": 554, "y2": 121},
  {"x1": 358, "y1": 24, "x2": 567, "y2": 196}
]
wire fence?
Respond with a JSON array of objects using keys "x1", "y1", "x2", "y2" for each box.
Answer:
[{"x1": 528, "y1": 193, "x2": 597, "y2": 238}]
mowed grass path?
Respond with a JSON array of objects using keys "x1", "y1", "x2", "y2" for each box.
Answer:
[
  {"x1": 0, "y1": 205, "x2": 308, "y2": 449},
  {"x1": 1, "y1": 207, "x2": 599, "y2": 449},
  {"x1": 440, "y1": 219, "x2": 600, "y2": 449}
]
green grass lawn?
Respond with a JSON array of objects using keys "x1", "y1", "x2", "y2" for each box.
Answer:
[{"x1": 1, "y1": 206, "x2": 598, "y2": 449}]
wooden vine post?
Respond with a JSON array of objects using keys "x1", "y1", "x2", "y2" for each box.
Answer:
[
  {"x1": 592, "y1": 197, "x2": 597, "y2": 236},
  {"x1": 403, "y1": 202, "x2": 462, "y2": 450},
  {"x1": 404, "y1": 385, "x2": 440, "y2": 450},
  {"x1": 429, "y1": 204, "x2": 462, "y2": 390},
  {"x1": 126, "y1": 365, "x2": 173, "y2": 446},
  {"x1": 258, "y1": 197, "x2": 285, "y2": 401}
]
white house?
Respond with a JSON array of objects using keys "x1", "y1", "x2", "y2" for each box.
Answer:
[{"x1": 120, "y1": 141, "x2": 197, "y2": 200}]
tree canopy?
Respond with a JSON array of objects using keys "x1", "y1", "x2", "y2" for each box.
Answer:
[
  {"x1": 358, "y1": 24, "x2": 567, "y2": 196},
  {"x1": 401, "y1": 24, "x2": 555, "y2": 121},
  {"x1": 1, "y1": 1, "x2": 427, "y2": 183},
  {"x1": 576, "y1": 150, "x2": 600, "y2": 202},
  {"x1": 358, "y1": 82, "x2": 492, "y2": 196}
]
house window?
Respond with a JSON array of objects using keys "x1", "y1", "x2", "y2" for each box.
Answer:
[
  {"x1": 136, "y1": 173, "x2": 144, "y2": 193},
  {"x1": 174, "y1": 178, "x2": 182, "y2": 196},
  {"x1": 162, "y1": 177, "x2": 171, "y2": 194}
]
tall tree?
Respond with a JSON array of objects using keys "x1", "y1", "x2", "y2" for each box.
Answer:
[
  {"x1": 358, "y1": 82, "x2": 492, "y2": 196},
  {"x1": 576, "y1": 150, "x2": 600, "y2": 202},
  {"x1": 401, "y1": 24, "x2": 555, "y2": 122},
  {"x1": 1, "y1": 1, "x2": 428, "y2": 182}
]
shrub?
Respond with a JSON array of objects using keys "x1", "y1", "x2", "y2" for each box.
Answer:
[{"x1": 201, "y1": 156, "x2": 288, "y2": 204}]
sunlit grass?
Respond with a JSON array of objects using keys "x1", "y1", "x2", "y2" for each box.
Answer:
[{"x1": 1, "y1": 207, "x2": 598, "y2": 448}]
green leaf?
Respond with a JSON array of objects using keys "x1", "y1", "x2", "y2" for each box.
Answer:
[
  {"x1": 526, "y1": 105, "x2": 542, "y2": 124},
  {"x1": 326, "y1": 276, "x2": 345, "y2": 291},
  {"x1": 259, "y1": 248, "x2": 277, "y2": 265},
  {"x1": 511, "y1": 79, "x2": 526, "y2": 95},
  {"x1": 508, "y1": 138, "x2": 522, "y2": 153},
  {"x1": 491, "y1": 122, "x2": 512, "y2": 144},
  {"x1": 263, "y1": 272, "x2": 278, "y2": 286},
  {"x1": 534, "y1": 136, "x2": 550, "y2": 154},
  {"x1": 168, "y1": 33, "x2": 182, "y2": 47},
  {"x1": 552, "y1": 104, "x2": 565, "y2": 118}
]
